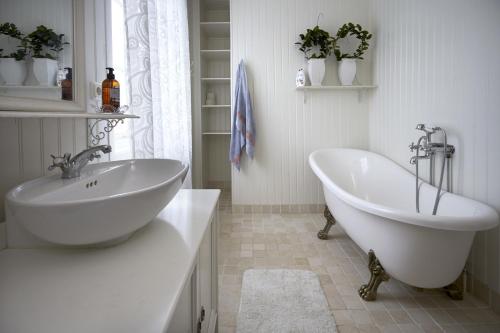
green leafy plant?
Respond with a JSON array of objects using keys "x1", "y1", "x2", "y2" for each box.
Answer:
[
  {"x1": 332, "y1": 23, "x2": 372, "y2": 61},
  {"x1": 295, "y1": 25, "x2": 335, "y2": 59},
  {"x1": 0, "y1": 22, "x2": 27, "y2": 60},
  {"x1": 25, "y1": 25, "x2": 69, "y2": 60}
]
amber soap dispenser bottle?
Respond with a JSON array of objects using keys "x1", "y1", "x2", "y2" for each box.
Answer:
[{"x1": 102, "y1": 67, "x2": 120, "y2": 112}]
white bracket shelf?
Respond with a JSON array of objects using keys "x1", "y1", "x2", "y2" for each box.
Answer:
[{"x1": 296, "y1": 85, "x2": 377, "y2": 103}]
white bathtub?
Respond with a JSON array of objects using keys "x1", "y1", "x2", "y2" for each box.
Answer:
[{"x1": 309, "y1": 148, "x2": 499, "y2": 288}]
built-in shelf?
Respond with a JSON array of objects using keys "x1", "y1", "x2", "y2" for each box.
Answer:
[
  {"x1": 0, "y1": 111, "x2": 139, "y2": 119},
  {"x1": 296, "y1": 85, "x2": 377, "y2": 90},
  {"x1": 202, "y1": 104, "x2": 231, "y2": 108},
  {"x1": 201, "y1": 77, "x2": 230, "y2": 83},
  {"x1": 200, "y1": 49, "x2": 230, "y2": 60},
  {"x1": 202, "y1": 132, "x2": 231, "y2": 135},
  {"x1": 297, "y1": 85, "x2": 377, "y2": 103},
  {"x1": 200, "y1": 22, "x2": 230, "y2": 37}
]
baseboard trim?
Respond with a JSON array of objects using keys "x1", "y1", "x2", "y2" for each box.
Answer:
[
  {"x1": 467, "y1": 272, "x2": 500, "y2": 315},
  {"x1": 0, "y1": 222, "x2": 6, "y2": 250},
  {"x1": 231, "y1": 204, "x2": 324, "y2": 214}
]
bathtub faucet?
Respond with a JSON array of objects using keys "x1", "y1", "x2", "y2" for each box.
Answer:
[{"x1": 410, "y1": 124, "x2": 455, "y2": 215}]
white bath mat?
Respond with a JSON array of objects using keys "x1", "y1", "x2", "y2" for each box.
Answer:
[{"x1": 236, "y1": 269, "x2": 337, "y2": 333}]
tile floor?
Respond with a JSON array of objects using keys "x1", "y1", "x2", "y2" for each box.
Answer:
[{"x1": 217, "y1": 192, "x2": 500, "y2": 333}]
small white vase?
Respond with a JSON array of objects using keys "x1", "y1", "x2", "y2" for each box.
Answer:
[
  {"x1": 307, "y1": 58, "x2": 326, "y2": 86},
  {"x1": 32, "y1": 58, "x2": 58, "y2": 86},
  {"x1": 0, "y1": 58, "x2": 27, "y2": 86},
  {"x1": 338, "y1": 59, "x2": 357, "y2": 86}
]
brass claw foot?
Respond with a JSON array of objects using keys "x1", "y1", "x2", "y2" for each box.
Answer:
[
  {"x1": 318, "y1": 206, "x2": 336, "y2": 240},
  {"x1": 443, "y1": 271, "x2": 464, "y2": 300},
  {"x1": 358, "y1": 250, "x2": 390, "y2": 301}
]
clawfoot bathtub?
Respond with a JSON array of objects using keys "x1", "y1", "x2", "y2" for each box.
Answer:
[{"x1": 309, "y1": 148, "x2": 499, "y2": 300}]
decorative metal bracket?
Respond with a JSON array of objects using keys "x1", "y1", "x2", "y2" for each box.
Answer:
[
  {"x1": 318, "y1": 206, "x2": 336, "y2": 240},
  {"x1": 87, "y1": 103, "x2": 131, "y2": 145},
  {"x1": 88, "y1": 118, "x2": 124, "y2": 145},
  {"x1": 359, "y1": 249, "x2": 390, "y2": 301}
]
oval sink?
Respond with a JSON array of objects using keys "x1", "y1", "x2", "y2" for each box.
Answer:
[{"x1": 6, "y1": 159, "x2": 188, "y2": 246}]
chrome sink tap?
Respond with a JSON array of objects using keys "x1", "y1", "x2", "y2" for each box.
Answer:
[{"x1": 48, "y1": 145, "x2": 112, "y2": 179}]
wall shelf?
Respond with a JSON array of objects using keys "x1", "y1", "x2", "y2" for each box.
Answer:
[
  {"x1": 200, "y1": 22, "x2": 230, "y2": 37},
  {"x1": 0, "y1": 111, "x2": 139, "y2": 119},
  {"x1": 297, "y1": 85, "x2": 377, "y2": 103},
  {"x1": 202, "y1": 132, "x2": 231, "y2": 135},
  {"x1": 296, "y1": 85, "x2": 377, "y2": 90},
  {"x1": 202, "y1": 104, "x2": 231, "y2": 108},
  {"x1": 200, "y1": 50, "x2": 230, "y2": 60},
  {"x1": 201, "y1": 78, "x2": 230, "y2": 83},
  {"x1": 0, "y1": 85, "x2": 61, "y2": 90}
]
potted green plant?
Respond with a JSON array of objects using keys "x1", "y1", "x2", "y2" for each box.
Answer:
[
  {"x1": 332, "y1": 23, "x2": 372, "y2": 85},
  {"x1": 0, "y1": 22, "x2": 27, "y2": 85},
  {"x1": 295, "y1": 26, "x2": 335, "y2": 86},
  {"x1": 24, "y1": 25, "x2": 69, "y2": 86}
]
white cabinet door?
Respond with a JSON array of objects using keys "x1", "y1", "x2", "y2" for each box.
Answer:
[
  {"x1": 198, "y1": 222, "x2": 212, "y2": 333},
  {"x1": 168, "y1": 208, "x2": 218, "y2": 333},
  {"x1": 197, "y1": 210, "x2": 218, "y2": 333}
]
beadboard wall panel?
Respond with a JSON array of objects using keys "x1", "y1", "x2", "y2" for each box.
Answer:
[
  {"x1": 369, "y1": 0, "x2": 500, "y2": 297},
  {"x1": 0, "y1": 118, "x2": 87, "y2": 221},
  {"x1": 230, "y1": 0, "x2": 371, "y2": 205}
]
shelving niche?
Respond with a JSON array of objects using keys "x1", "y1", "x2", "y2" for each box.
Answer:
[{"x1": 197, "y1": 0, "x2": 232, "y2": 190}]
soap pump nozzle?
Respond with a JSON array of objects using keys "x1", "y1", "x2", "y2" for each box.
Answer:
[
  {"x1": 64, "y1": 67, "x2": 72, "y2": 80},
  {"x1": 106, "y1": 67, "x2": 115, "y2": 80}
]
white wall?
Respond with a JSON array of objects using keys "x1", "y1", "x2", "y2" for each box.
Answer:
[
  {"x1": 230, "y1": 0, "x2": 372, "y2": 205},
  {"x1": 369, "y1": 0, "x2": 500, "y2": 302}
]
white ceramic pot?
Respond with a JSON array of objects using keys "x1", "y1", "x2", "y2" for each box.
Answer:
[
  {"x1": 0, "y1": 58, "x2": 27, "y2": 86},
  {"x1": 32, "y1": 58, "x2": 58, "y2": 86},
  {"x1": 307, "y1": 58, "x2": 326, "y2": 86},
  {"x1": 338, "y1": 59, "x2": 357, "y2": 86}
]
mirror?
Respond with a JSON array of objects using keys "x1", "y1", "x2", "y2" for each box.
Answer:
[{"x1": 0, "y1": 0, "x2": 85, "y2": 112}]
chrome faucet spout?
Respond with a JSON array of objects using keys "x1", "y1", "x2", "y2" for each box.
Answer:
[{"x1": 48, "y1": 145, "x2": 112, "y2": 179}]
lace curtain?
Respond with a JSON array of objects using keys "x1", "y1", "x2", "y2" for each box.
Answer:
[{"x1": 123, "y1": 0, "x2": 192, "y2": 187}]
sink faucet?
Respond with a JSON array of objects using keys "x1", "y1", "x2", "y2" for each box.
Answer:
[{"x1": 48, "y1": 145, "x2": 112, "y2": 179}]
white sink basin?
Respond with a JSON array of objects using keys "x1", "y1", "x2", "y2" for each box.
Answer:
[{"x1": 6, "y1": 159, "x2": 188, "y2": 246}]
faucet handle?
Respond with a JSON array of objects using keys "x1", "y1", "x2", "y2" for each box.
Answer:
[
  {"x1": 48, "y1": 153, "x2": 71, "y2": 171},
  {"x1": 409, "y1": 142, "x2": 418, "y2": 152}
]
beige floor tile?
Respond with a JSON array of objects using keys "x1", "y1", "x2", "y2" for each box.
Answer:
[
  {"x1": 357, "y1": 323, "x2": 381, "y2": 332},
  {"x1": 216, "y1": 201, "x2": 500, "y2": 333},
  {"x1": 350, "y1": 309, "x2": 374, "y2": 325},
  {"x1": 440, "y1": 324, "x2": 466, "y2": 333},
  {"x1": 389, "y1": 309, "x2": 415, "y2": 324},
  {"x1": 338, "y1": 324, "x2": 361, "y2": 333},
  {"x1": 397, "y1": 323, "x2": 425, "y2": 332},
  {"x1": 333, "y1": 309, "x2": 355, "y2": 326},
  {"x1": 370, "y1": 310, "x2": 396, "y2": 326}
]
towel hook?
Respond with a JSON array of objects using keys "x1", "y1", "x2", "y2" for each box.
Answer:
[{"x1": 316, "y1": 13, "x2": 324, "y2": 26}]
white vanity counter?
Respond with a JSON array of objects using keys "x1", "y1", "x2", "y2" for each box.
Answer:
[{"x1": 0, "y1": 189, "x2": 220, "y2": 333}]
